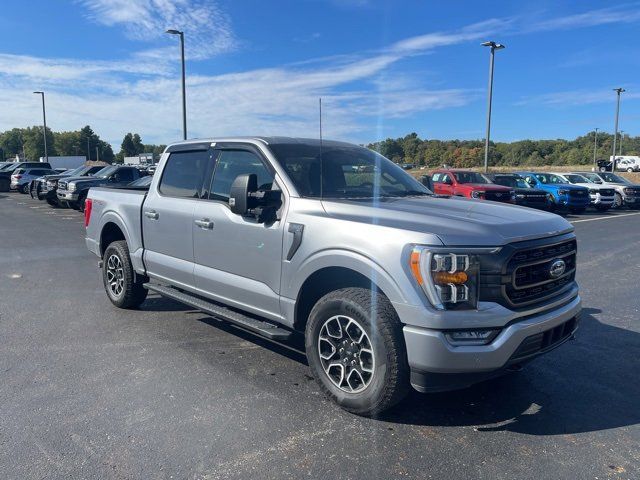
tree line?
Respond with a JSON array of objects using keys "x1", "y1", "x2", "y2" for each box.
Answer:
[
  {"x1": 0, "y1": 126, "x2": 165, "y2": 164},
  {"x1": 367, "y1": 131, "x2": 640, "y2": 168}
]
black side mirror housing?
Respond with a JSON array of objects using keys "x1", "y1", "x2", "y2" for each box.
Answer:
[{"x1": 230, "y1": 173, "x2": 257, "y2": 216}]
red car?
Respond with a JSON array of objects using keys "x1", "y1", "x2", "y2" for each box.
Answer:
[{"x1": 431, "y1": 169, "x2": 515, "y2": 203}]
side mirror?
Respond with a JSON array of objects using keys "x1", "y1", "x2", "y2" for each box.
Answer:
[
  {"x1": 229, "y1": 173, "x2": 257, "y2": 216},
  {"x1": 443, "y1": 177, "x2": 453, "y2": 185}
]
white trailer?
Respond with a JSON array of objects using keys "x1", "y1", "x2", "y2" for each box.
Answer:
[
  {"x1": 39, "y1": 155, "x2": 87, "y2": 169},
  {"x1": 611, "y1": 156, "x2": 640, "y2": 172}
]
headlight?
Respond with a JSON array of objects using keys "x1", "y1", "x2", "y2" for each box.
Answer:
[
  {"x1": 471, "y1": 191, "x2": 485, "y2": 199},
  {"x1": 558, "y1": 189, "x2": 569, "y2": 195},
  {"x1": 410, "y1": 248, "x2": 479, "y2": 310},
  {"x1": 68, "y1": 183, "x2": 76, "y2": 192}
]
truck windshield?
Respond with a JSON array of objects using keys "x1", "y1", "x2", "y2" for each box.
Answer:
[
  {"x1": 565, "y1": 174, "x2": 590, "y2": 184},
  {"x1": 65, "y1": 166, "x2": 89, "y2": 177},
  {"x1": 95, "y1": 166, "x2": 117, "y2": 178},
  {"x1": 454, "y1": 172, "x2": 490, "y2": 184},
  {"x1": 534, "y1": 173, "x2": 568, "y2": 184},
  {"x1": 601, "y1": 173, "x2": 630, "y2": 184},
  {"x1": 268, "y1": 143, "x2": 431, "y2": 198},
  {"x1": 493, "y1": 176, "x2": 529, "y2": 189}
]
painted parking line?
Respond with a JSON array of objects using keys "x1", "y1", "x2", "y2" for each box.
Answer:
[{"x1": 570, "y1": 211, "x2": 640, "y2": 224}]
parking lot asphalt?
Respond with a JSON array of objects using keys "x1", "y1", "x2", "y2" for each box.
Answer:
[{"x1": 1, "y1": 192, "x2": 639, "y2": 480}]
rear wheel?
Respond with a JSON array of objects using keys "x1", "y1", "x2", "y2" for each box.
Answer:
[
  {"x1": 305, "y1": 287, "x2": 409, "y2": 416},
  {"x1": 627, "y1": 168, "x2": 634, "y2": 173},
  {"x1": 19, "y1": 184, "x2": 29, "y2": 194},
  {"x1": 102, "y1": 240, "x2": 148, "y2": 309}
]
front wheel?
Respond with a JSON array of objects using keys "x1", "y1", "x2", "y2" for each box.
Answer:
[
  {"x1": 305, "y1": 287, "x2": 409, "y2": 416},
  {"x1": 102, "y1": 240, "x2": 148, "y2": 309},
  {"x1": 613, "y1": 193, "x2": 623, "y2": 209}
]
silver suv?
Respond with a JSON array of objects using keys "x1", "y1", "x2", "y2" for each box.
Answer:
[{"x1": 85, "y1": 137, "x2": 581, "y2": 415}]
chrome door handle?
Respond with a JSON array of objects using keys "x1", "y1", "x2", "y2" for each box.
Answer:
[
  {"x1": 194, "y1": 219, "x2": 214, "y2": 229},
  {"x1": 144, "y1": 210, "x2": 159, "y2": 220}
]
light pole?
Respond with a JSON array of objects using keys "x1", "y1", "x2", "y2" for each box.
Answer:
[
  {"x1": 481, "y1": 41, "x2": 505, "y2": 173},
  {"x1": 87, "y1": 137, "x2": 91, "y2": 161},
  {"x1": 611, "y1": 88, "x2": 625, "y2": 172},
  {"x1": 33, "y1": 91, "x2": 48, "y2": 163},
  {"x1": 619, "y1": 130, "x2": 624, "y2": 155},
  {"x1": 593, "y1": 128, "x2": 599, "y2": 170},
  {"x1": 166, "y1": 29, "x2": 187, "y2": 140}
]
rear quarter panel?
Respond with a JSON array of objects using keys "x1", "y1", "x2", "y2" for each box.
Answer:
[{"x1": 86, "y1": 187, "x2": 147, "y2": 273}]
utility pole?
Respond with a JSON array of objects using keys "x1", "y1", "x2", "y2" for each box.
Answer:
[
  {"x1": 96, "y1": 146, "x2": 99, "y2": 162},
  {"x1": 87, "y1": 137, "x2": 91, "y2": 161},
  {"x1": 481, "y1": 41, "x2": 505, "y2": 173},
  {"x1": 611, "y1": 88, "x2": 625, "y2": 172},
  {"x1": 593, "y1": 128, "x2": 599, "y2": 171},
  {"x1": 33, "y1": 91, "x2": 48, "y2": 163}
]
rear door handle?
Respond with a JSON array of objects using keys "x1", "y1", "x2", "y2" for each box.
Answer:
[
  {"x1": 194, "y1": 218, "x2": 214, "y2": 229},
  {"x1": 144, "y1": 210, "x2": 159, "y2": 220}
]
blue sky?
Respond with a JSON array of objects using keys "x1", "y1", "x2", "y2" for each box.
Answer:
[{"x1": 0, "y1": 0, "x2": 639, "y2": 148}]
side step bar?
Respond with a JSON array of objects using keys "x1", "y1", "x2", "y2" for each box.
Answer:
[{"x1": 144, "y1": 283, "x2": 292, "y2": 341}]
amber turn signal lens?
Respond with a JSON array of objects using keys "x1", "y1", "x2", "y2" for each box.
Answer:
[
  {"x1": 433, "y1": 271, "x2": 468, "y2": 285},
  {"x1": 410, "y1": 250, "x2": 423, "y2": 285}
]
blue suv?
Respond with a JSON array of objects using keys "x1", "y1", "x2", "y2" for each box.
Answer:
[{"x1": 516, "y1": 172, "x2": 590, "y2": 213}]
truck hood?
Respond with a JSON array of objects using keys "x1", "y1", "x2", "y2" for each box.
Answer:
[
  {"x1": 542, "y1": 183, "x2": 587, "y2": 191},
  {"x1": 62, "y1": 176, "x2": 105, "y2": 184},
  {"x1": 322, "y1": 196, "x2": 572, "y2": 246}
]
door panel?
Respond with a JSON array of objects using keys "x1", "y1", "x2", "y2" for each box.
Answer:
[
  {"x1": 192, "y1": 147, "x2": 285, "y2": 319},
  {"x1": 142, "y1": 149, "x2": 213, "y2": 289}
]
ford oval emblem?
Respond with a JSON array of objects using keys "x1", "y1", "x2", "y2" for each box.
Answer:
[{"x1": 549, "y1": 259, "x2": 566, "y2": 278}]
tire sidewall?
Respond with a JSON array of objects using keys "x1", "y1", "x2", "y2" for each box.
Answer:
[
  {"x1": 102, "y1": 243, "x2": 132, "y2": 307},
  {"x1": 305, "y1": 295, "x2": 392, "y2": 411}
]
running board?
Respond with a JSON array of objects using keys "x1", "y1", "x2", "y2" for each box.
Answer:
[{"x1": 143, "y1": 283, "x2": 292, "y2": 341}]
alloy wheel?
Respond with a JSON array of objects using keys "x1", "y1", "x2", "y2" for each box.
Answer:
[
  {"x1": 106, "y1": 254, "x2": 125, "y2": 298},
  {"x1": 317, "y1": 315, "x2": 375, "y2": 393}
]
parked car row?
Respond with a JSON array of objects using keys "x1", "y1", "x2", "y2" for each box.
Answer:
[{"x1": 423, "y1": 169, "x2": 640, "y2": 213}]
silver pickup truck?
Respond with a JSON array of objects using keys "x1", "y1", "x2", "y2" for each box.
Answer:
[{"x1": 85, "y1": 137, "x2": 581, "y2": 415}]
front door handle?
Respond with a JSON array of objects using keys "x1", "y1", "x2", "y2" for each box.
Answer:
[
  {"x1": 194, "y1": 218, "x2": 214, "y2": 229},
  {"x1": 144, "y1": 210, "x2": 159, "y2": 220}
]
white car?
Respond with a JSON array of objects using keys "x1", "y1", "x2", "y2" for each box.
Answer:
[
  {"x1": 550, "y1": 172, "x2": 615, "y2": 211},
  {"x1": 573, "y1": 171, "x2": 640, "y2": 209}
]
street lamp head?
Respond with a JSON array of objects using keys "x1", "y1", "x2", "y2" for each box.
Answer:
[
  {"x1": 481, "y1": 41, "x2": 505, "y2": 49},
  {"x1": 33, "y1": 91, "x2": 43, "y2": 94},
  {"x1": 613, "y1": 88, "x2": 626, "y2": 93},
  {"x1": 166, "y1": 29, "x2": 182, "y2": 35}
]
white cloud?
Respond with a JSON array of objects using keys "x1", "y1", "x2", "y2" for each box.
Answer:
[
  {"x1": 78, "y1": 0, "x2": 237, "y2": 59},
  {"x1": 515, "y1": 88, "x2": 640, "y2": 107}
]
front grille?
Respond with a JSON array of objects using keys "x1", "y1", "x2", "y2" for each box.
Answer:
[
  {"x1": 599, "y1": 189, "x2": 615, "y2": 196},
  {"x1": 479, "y1": 235, "x2": 578, "y2": 309},
  {"x1": 485, "y1": 191, "x2": 512, "y2": 203},
  {"x1": 510, "y1": 316, "x2": 578, "y2": 362},
  {"x1": 569, "y1": 189, "x2": 588, "y2": 198},
  {"x1": 523, "y1": 194, "x2": 547, "y2": 204}
]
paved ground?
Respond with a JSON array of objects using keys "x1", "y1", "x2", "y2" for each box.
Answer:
[{"x1": 1, "y1": 192, "x2": 639, "y2": 480}]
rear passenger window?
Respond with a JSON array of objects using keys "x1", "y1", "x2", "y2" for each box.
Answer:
[
  {"x1": 209, "y1": 150, "x2": 273, "y2": 202},
  {"x1": 116, "y1": 169, "x2": 135, "y2": 182},
  {"x1": 159, "y1": 150, "x2": 211, "y2": 198}
]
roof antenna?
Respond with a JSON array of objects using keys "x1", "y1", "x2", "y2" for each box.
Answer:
[{"x1": 319, "y1": 97, "x2": 323, "y2": 200}]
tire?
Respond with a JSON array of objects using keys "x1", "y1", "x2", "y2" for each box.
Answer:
[
  {"x1": 613, "y1": 193, "x2": 623, "y2": 209},
  {"x1": 599, "y1": 167, "x2": 607, "y2": 172},
  {"x1": 569, "y1": 207, "x2": 586, "y2": 214},
  {"x1": 19, "y1": 184, "x2": 29, "y2": 194},
  {"x1": 46, "y1": 197, "x2": 58, "y2": 207},
  {"x1": 305, "y1": 287, "x2": 409, "y2": 416},
  {"x1": 102, "y1": 240, "x2": 148, "y2": 309},
  {"x1": 546, "y1": 194, "x2": 557, "y2": 212}
]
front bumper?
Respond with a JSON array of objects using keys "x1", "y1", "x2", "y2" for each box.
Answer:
[
  {"x1": 402, "y1": 294, "x2": 581, "y2": 391},
  {"x1": 57, "y1": 190, "x2": 79, "y2": 201}
]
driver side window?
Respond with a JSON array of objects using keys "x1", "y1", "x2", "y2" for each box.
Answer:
[{"x1": 209, "y1": 150, "x2": 274, "y2": 202}]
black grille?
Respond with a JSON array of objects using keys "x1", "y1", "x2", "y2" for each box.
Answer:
[
  {"x1": 510, "y1": 317, "x2": 578, "y2": 362},
  {"x1": 569, "y1": 189, "x2": 587, "y2": 198},
  {"x1": 599, "y1": 189, "x2": 615, "y2": 196},
  {"x1": 485, "y1": 190, "x2": 513, "y2": 203},
  {"x1": 479, "y1": 235, "x2": 578, "y2": 309},
  {"x1": 522, "y1": 194, "x2": 547, "y2": 204}
]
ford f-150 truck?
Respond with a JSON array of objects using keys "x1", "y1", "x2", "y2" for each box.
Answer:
[
  {"x1": 431, "y1": 169, "x2": 516, "y2": 203},
  {"x1": 549, "y1": 172, "x2": 615, "y2": 211},
  {"x1": 85, "y1": 137, "x2": 581, "y2": 415},
  {"x1": 573, "y1": 171, "x2": 640, "y2": 209}
]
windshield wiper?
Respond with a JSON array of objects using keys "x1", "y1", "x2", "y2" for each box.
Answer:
[{"x1": 382, "y1": 190, "x2": 432, "y2": 198}]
